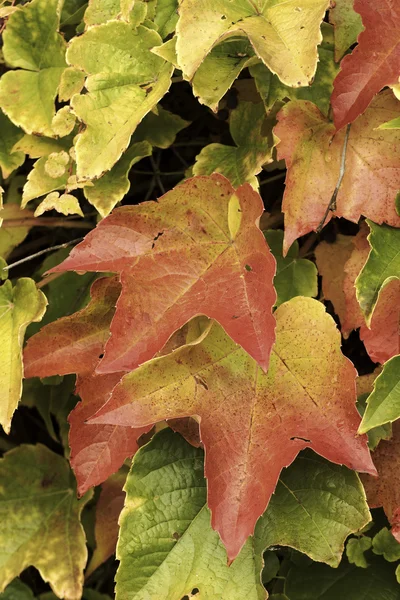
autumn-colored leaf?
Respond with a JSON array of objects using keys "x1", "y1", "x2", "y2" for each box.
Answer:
[
  {"x1": 24, "y1": 276, "x2": 121, "y2": 379},
  {"x1": 48, "y1": 174, "x2": 277, "y2": 373},
  {"x1": 361, "y1": 422, "x2": 400, "y2": 543},
  {"x1": 70, "y1": 369, "x2": 151, "y2": 495},
  {"x1": 331, "y1": 0, "x2": 400, "y2": 130},
  {"x1": 275, "y1": 91, "x2": 400, "y2": 254},
  {"x1": 90, "y1": 297, "x2": 375, "y2": 560}
]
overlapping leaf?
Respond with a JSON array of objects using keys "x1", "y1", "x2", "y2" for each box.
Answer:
[
  {"x1": 45, "y1": 175, "x2": 277, "y2": 373},
  {"x1": 332, "y1": 0, "x2": 400, "y2": 130},
  {"x1": 328, "y1": 0, "x2": 363, "y2": 62},
  {"x1": 359, "y1": 356, "x2": 400, "y2": 435},
  {"x1": 175, "y1": 0, "x2": 330, "y2": 87},
  {"x1": 275, "y1": 91, "x2": 400, "y2": 254},
  {"x1": 90, "y1": 297, "x2": 375, "y2": 560}
]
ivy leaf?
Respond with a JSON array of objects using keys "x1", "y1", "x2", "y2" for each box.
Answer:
[
  {"x1": 0, "y1": 0, "x2": 67, "y2": 136},
  {"x1": 86, "y1": 467, "x2": 129, "y2": 577},
  {"x1": 24, "y1": 276, "x2": 121, "y2": 379},
  {"x1": 90, "y1": 297, "x2": 375, "y2": 560},
  {"x1": 83, "y1": 0, "x2": 120, "y2": 25},
  {"x1": 0, "y1": 278, "x2": 47, "y2": 434},
  {"x1": 264, "y1": 230, "x2": 317, "y2": 306},
  {"x1": 0, "y1": 445, "x2": 90, "y2": 599},
  {"x1": 357, "y1": 393, "x2": 392, "y2": 452},
  {"x1": 331, "y1": 0, "x2": 400, "y2": 130},
  {"x1": 193, "y1": 101, "x2": 275, "y2": 188},
  {"x1": 22, "y1": 154, "x2": 72, "y2": 207},
  {"x1": 346, "y1": 537, "x2": 372, "y2": 568},
  {"x1": 0, "y1": 111, "x2": 24, "y2": 178},
  {"x1": 116, "y1": 428, "x2": 370, "y2": 598},
  {"x1": 83, "y1": 141, "x2": 152, "y2": 218},
  {"x1": 69, "y1": 369, "x2": 151, "y2": 495},
  {"x1": 356, "y1": 221, "x2": 400, "y2": 324},
  {"x1": 328, "y1": 0, "x2": 363, "y2": 62},
  {"x1": 359, "y1": 356, "x2": 400, "y2": 435},
  {"x1": 372, "y1": 527, "x2": 400, "y2": 562},
  {"x1": 275, "y1": 91, "x2": 400, "y2": 254},
  {"x1": 153, "y1": 0, "x2": 178, "y2": 38},
  {"x1": 34, "y1": 192, "x2": 83, "y2": 218},
  {"x1": 47, "y1": 175, "x2": 277, "y2": 373},
  {"x1": 250, "y1": 24, "x2": 340, "y2": 118},
  {"x1": 133, "y1": 107, "x2": 189, "y2": 149},
  {"x1": 67, "y1": 22, "x2": 173, "y2": 180},
  {"x1": 361, "y1": 422, "x2": 400, "y2": 543},
  {"x1": 58, "y1": 67, "x2": 85, "y2": 103},
  {"x1": 175, "y1": 0, "x2": 330, "y2": 87},
  {"x1": 285, "y1": 555, "x2": 400, "y2": 599}
]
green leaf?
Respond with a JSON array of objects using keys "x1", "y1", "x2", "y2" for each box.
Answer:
[
  {"x1": 0, "y1": 579, "x2": 35, "y2": 600},
  {"x1": 84, "y1": 141, "x2": 152, "y2": 217},
  {"x1": 0, "y1": 0, "x2": 67, "y2": 136},
  {"x1": 12, "y1": 134, "x2": 72, "y2": 159},
  {"x1": 264, "y1": 230, "x2": 318, "y2": 306},
  {"x1": 250, "y1": 24, "x2": 340, "y2": 118},
  {"x1": 22, "y1": 154, "x2": 71, "y2": 207},
  {"x1": 329, "y1": 0, "x2": 364, "y2": 62},
  {"x1": 193, "y1": 100, "x2": 275, "y2": 187},
  {"x1": 0, "y1": 204, "x2": 33, "y2": 260},
  {"x1": 356, "y1": 221, "x2": 400, "y2": 324},
  {"x1": 116, "y1": 429, "x2": 370, "y2": 598},
  {"x1": 0, "y1": 278, "x2": 47, "y2": 433},
  {"x1": 285, "y1": 556, "x2": 400, "y2": 599},
  {"x1": 175, "y1": 0, "x2": 330, "y2": 86},
  {"x1": 67, "y1": 22, "x2": 173, "y2": 180},
  {"x1": 0, "y1": 111, "x2": 24, "y2": 178},
  {"x1": 357, "y1": 393, "x2": 392, "y2": 451},
  {"x1": 396, "y1": 564, "x2": 400, "y2": 584},
  {"x1": 153, "y1": 0, "x2": 178, "y2": 38},
  {"x1": 133, "y1": 107, "x2": 189, "y2": 149},
  {"x1": 262, "y1": 552, "x2": 280, "y2": 584},
  {"x1": 346, "y1": 537, "x2": 372, "y2": 568},
  {"x1": 378, "y1": 116, "x2": 400, "y2": 130},
  {"x1": 0, "y1": 445, "x2": 90, "y2": 599},
  {"x1": 358, "y1": 356, "x2": 400, "y2": 434},
  {"x1": 372, "y1": 527, "x2": 400, "y2": 562}
]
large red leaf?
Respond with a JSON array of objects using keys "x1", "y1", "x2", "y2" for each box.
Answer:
[
  {"x1": 361, "y1": 422, "x2": 400, "y2": 542},
  {"x1": 88, "y1": 298, "x2": 376, "y2": 561},
  {"x1": 332, "y1": 0, "x2": 400, "y2": 130},
  {"x1": 48, "y1": 174, "x2": 277, "y2": 373},
  {"x1": 24, "y1": 276, "x2": 121, "y2": 378},
  {"x1": 69, "y1": 370, "x2": 151, "y2": 496},
  {"x1": 275, "y1": 91, "x2": 400, "y2": 253}
]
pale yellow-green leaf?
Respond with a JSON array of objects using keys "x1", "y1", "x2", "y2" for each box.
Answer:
[
  {"x1": 0, "y1": 204, "x2": 33, "y2": 260},
  {"x1": 0, "y1": 0, "x2": 67, "y2": 136},
  {"x1": 176, "y1": 0, "x2": 330, "y2": 86},
  {"x1": 67, "y1": 22, "x2": 173, "y2": 180},
  {"x1": 22, "y1": 156, "x2": 71, "y2": 207},
  {"x1": 0, "y1": 444, "x2": 90, "y2": 599},
  {"x1": 12, "y1": 134, "x2": 71, "y2": 159},
  {"x1": 84, "y1": 0, "x2": 120, "y2": 26},
  {"x1": 193, "y1": 100, "x2": 275, "y2": 187},
  {"x1": 34, "y1": 192, "x2": 83, "y2": 217},
  {"x1": 151, "y1": 37, "x2": 179, "y2": 67},
  {"x1": 329, "y1": 0, "x2": 364, "y2": 62},
  {"x1": 58, "y1": 67, "x2": 85, "y2": 102},
  {"x1": 0, "y1": 110, "x2": 25, "y2": 178},
  {"x1": 0, "y1": 278, "x2": 47, "y2": 433},
  {"x1": 250, "y1": 24, "x2": 339, "y2": 117},
  {"x1": 84, "y1": 141, "x2": 151, "y2": 217},
  {"x1": 52, "y1": 107, "x2": 76, "y2": 137},
  {"x1": 44, "y1": 151, "x2": 70, "y2": 179}
]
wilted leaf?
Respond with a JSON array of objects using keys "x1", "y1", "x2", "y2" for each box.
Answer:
[
  {"x1": 90, "y1": 297, "x2": 375, "y2": 560},
  {"x1": 361, "y1": 422, "x2": 400, "y2": 543},
  {"x1": 329, "y1": 0, "x2": 363, "y2": 62},
  {"x1": 193, "y1": 101, "x2": 275, "y2": 188},
  {"x1": 0, "y1": 278, "x2": 46, "y2": 433},
  {"x1": 47, "y1": 174, "x2": 277, "y2": 373},
  {"x1": 175, "y1": 0, "x2": 329, "y2": 87},
  {"x1": 24, "y1": 276, "x2": 120, "y2": 379},
  {"x1": 0, "y1": 445, "x2": 90, "y2": 599},
  {"x1": 359, "y1": 356, "x2": 400, "y2": 434},
  {"x1": 67, "y1": 22, "x2": 173, "y2": 179},
  {"x1": 275, "y1": 91, "x2": 400, "y2": 253},
  {"x1": 331, "y1": 0, "x2": 400, "y2": 129},
  {"x1": 0, "y1": 0, "x2": 67, "y2": 136},
  {"x1": 264, "y1": 230, "x2": 317, "y2": 306},
  {"x1": 250, "y1": 24, "x2": 339, "y2": 118},
  {"x1": 86, "y1": 467, "x2": 129, "y2": 577}
]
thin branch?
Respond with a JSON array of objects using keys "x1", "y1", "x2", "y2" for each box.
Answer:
[
  {"x1": 3, "y1": 217, "x2": 93, "y2": 229},
  {"x1": 259, "y1": 172, "x2": 286, "y2": 186},
  {"x1": 316, "y1": 124, "x2": 351, "y2": 233},
  {"x1": 3, "y1": 237, "x2": 83, "y2": 271}
]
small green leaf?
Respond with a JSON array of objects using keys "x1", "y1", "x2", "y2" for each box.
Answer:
[
  {"x1": 0, "y1": 110, "x2": 24, "y2": 178},
  {"x1": 357, "y1": 393, "x2": 392, "y2": 450},
  {"x1": 358, "y1": 356, "x2": 400, "y2": 434},
  {"x1": 0, "y1": 579, "x2": 35, "y2": 600},
  {"x1": 356, "y1": 221, "x2": 400, "y2": 324},
  {"x1": 346, "y1": 537, "x2": 372, "y2": 568},
  {"x1": 329, "y1": 0, "x2": 364, "y2": 62},
  {"x1": 0, "y1": 278, "x2": 47, "y2": 433},
  {"x1": 372, "y1": 527, "x2": 400, "y2": 562},
  {"x1": 0, "y1": 445, "x2": 90, "y2": 599},
  {"x1": 262, "y1": 552, "x2": 280, "y2": 584},
  {"x1": 264, "y1": 230, "x2": 318, "y2": 306},
  {"x1": 133, "y1": 107, "x2": 189, "y2": 149},
  {"x1": 0, "y1": 0, "x2": 67, "y2": 136},
  {"x1": 378, "y1": 116, "x2": 400, "y2": 130}
]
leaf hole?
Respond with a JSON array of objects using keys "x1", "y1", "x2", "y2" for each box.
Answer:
[
  {"x1": 221, "y1": 14, "x2": 226, "y2": 19},
  {"x1": 98, "y1": 353, "x2": 104, "y2": 359},
  {"x1": 152, "y1": 231, "x2": 164, "y2": 249},
  {"x1": 191, "y1": 588, "x2": 200, "y2": 595},
  {"x1": 290, "y1": 436, "x2": 311, "y2": 443},
  {"x1": 245, "y1": 264, "x2": 252, "y2": 271}
]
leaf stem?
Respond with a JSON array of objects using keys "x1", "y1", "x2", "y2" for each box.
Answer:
[{"x1": 3, "y1": 237, "x2": 83, "y2": 271}]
